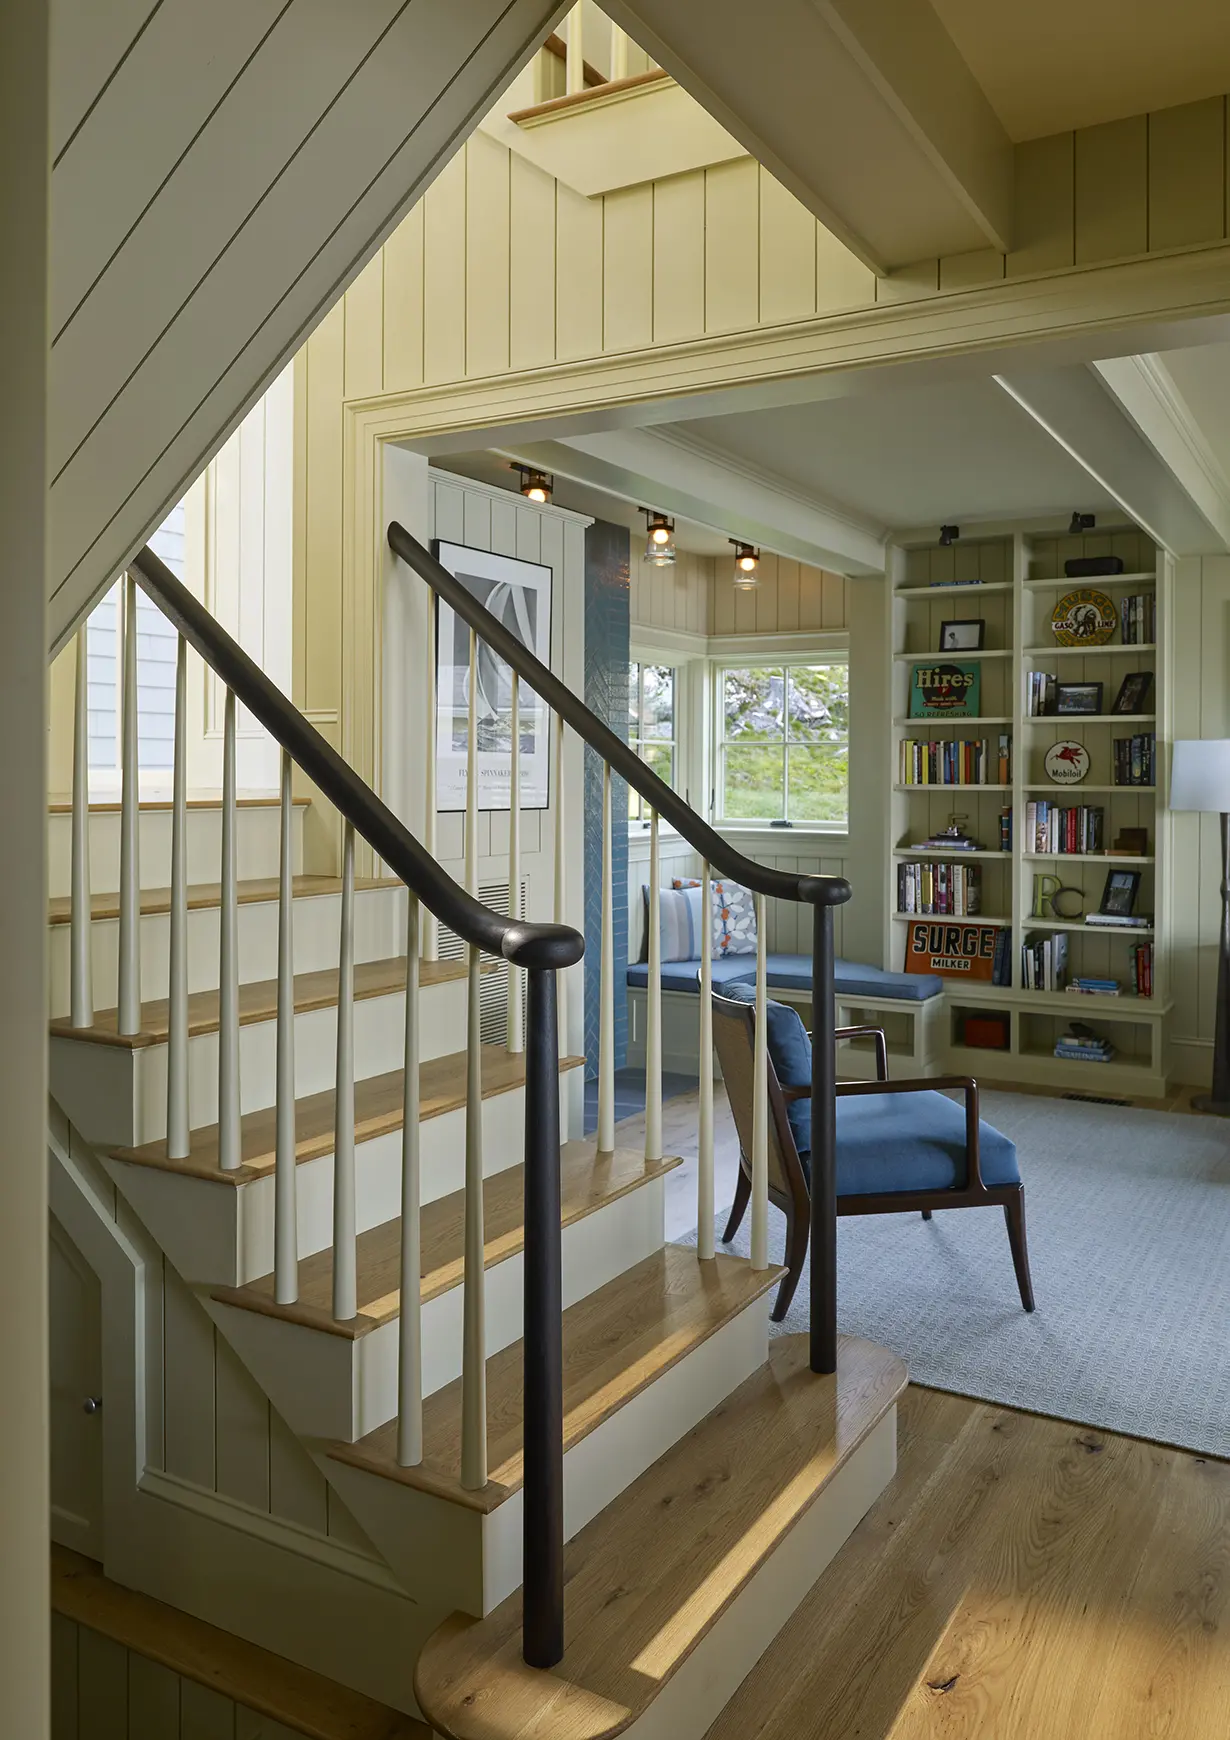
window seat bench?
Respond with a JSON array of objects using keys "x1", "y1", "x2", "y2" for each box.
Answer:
[{"x1": 626, "y1": 955, "x2": 946, "y2": 1078}]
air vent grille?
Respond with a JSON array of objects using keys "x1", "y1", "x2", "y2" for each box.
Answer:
[{"x1": 437, "y1": 879, "x2": 528, "y2": 1047}]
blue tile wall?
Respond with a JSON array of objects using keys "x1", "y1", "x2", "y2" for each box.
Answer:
[{"x1": 584, "y1": 520, "x2": 631, "y2": 1081}]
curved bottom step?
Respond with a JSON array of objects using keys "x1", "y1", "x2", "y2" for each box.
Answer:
[{"x1": 414, "y1": 1334, "x2": 906, "y2": 1740}]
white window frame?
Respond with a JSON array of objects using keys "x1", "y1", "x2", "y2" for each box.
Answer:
[
  {"x1": 712, "y1": 648, "x2": 850, "y2": 834},
  {"x1": 627, "y1": 657, "x2": 680, "y2": 826}
]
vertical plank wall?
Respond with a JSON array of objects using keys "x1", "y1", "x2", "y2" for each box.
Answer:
[{"x1": 52, "y1": 1613, "x2": 304, "y2": 1740}]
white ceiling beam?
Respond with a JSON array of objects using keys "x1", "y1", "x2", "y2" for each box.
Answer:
[
  {"x1": 1092, "y1": 355, "x2": 1230, "y2": 552},
  {"x1": 604, "y1": 0, "x2": 1012, "y2": 270},
  {"x1": 993, "y1": 364, "x2": 1229, "y2": 557},
  {"x1": 499, "y1": 426, "x2": 888, "y2": 576}
]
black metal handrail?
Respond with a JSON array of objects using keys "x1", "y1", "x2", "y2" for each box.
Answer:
[
  {"x1": 388, "y1": 522, "x2": 850, "y2": 1386},
  {"x1": 387, "y1": 522, "x2": 851, "y2": 913},
  {"x1": 131, "y1": 542, "x2": 578, "y2": 1671}
]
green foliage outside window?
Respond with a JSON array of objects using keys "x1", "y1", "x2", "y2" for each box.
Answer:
[
  {"x1": 629, "y1": 662, "x2": 675, "y2": 820},
  {"x1": 719, "y1": 664, "x2": 849, "y2": 825}
]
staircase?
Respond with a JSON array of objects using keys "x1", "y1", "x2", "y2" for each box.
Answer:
[{"x1": 48, "y1": 538, "x2": 903, "y2": 1738}]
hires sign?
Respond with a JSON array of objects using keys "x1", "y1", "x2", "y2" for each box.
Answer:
[{"x1": 905, "y1": 919, "x2": 998, "y2": 980}]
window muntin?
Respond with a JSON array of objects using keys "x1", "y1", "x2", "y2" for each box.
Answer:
[
  {"x1": 628, "y1": 661, "x2": 675, "y2": 821},
  {"x1": 717, "y1": 661, "x2": 848, "y2": 826}
]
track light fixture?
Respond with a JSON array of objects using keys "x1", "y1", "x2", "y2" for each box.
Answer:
[
  {"x1": 939, "y1": 524, "x2": 960, "y2": 547},
  {"x1": 640, "y1": 509, "x2": 677, "y2": 566},
  {"x1": 1069, "y1": 511, "x2": 1096, "y2": 536},
  {"x1": 515, "y1": 466, "x2": 553, "y2": 503},
  {"x1": 731, "y1": 540, "x2": 760, "y2": 587}
]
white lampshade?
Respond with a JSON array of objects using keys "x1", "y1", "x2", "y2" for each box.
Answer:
[{"x1": 1170, "y1": 739, "x2": 1230, "y2": 812}]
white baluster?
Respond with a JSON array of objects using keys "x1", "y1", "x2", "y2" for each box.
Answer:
[
  {"x1": 165, "y1": 636, "x2": 190, "y2": 1159},
  {"x1": 274, "y1": 747, "x2": 298, "y2": 1304},
  {"x1": 333, "y1": 820, "x2": 357, "y2": 1320},
  {"x1": 644, "y1": 809, "x2": 662, "y2": 1163},
  {"x1": 423, "y1": 590, "x2": 438, "y2": 962},
  {"x1": 397, "y1": 892, "x2": 423, "y2": 1467},
  {"x1": 597, "y1": 761, "x2": 616, "y2": 1154},
  {"x1": 553, "y1": 712, "x2": 567, "y2": 1051},
  {"x1": 506, "y1": 671, "x2": 523, "y2": 1053},
  {"x1": 750, "y1": 894, "x2": 769, "y2": 1270},
  {"x1": 565, "y1": 2, "x2": 584, "y2": 91},
  {"x1": 697, "y1": 860, "x2": 715, "y2": 1260},
  {"x1": 117, "y1": 575, "x2": 141, "y2": 1036},
  {"x1": 70, "y1": 625, "x2": 93, "y2": 1028},
  {"x1": 610, "y1": 22, "x2": 628, "y2": 79},
  {"x1": 218, "y1": 688, "x2": 241, "y2": 1170},
  {"x1": 461, "y1": 628, "x2": 487, "y2": 1489}
]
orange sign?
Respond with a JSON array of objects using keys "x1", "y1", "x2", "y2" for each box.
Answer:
[{"x1": 905, "y1": 920, "x2": 999, "y2": 980}]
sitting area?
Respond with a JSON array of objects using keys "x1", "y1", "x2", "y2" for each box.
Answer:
[{"x1": 711, "y1": 983, "x2": 1035, "y2": 1322}]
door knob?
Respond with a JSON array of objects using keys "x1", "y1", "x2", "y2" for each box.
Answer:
[{"x1": 82, "y1": 1396, "x2": 103, "y2": 1415}]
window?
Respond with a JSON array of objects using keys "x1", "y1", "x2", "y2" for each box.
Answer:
[
  {"x1": 87, "y1": 503, "x2": 184, "y2": 784},
  {"x1": 628, "y1": 661, "x2": 675, "y2": 821},
  {"x1": 716, "y1": 662, "x2": 849, "y2": 827}
]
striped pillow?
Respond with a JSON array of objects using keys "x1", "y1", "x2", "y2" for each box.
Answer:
[{"x1": 640, "y1": 883, "x2": 705, "y2": 963}]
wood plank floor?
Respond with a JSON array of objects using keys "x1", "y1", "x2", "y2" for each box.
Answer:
[{"x1": 705, "y1": 1385, "x2": 1230, "y2": 1739}]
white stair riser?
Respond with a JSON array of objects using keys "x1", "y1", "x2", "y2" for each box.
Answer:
[
  {"x1": 48, "y1": 885, "x2": 404, "y2": 1016},
  {"x1": 51, "y1": 981, "x2": 471, "y2": 1148},
  {"x1": 105, "y1": 1090, "x2": 531, "y2": 1288},
  {"x1": 324, "y1": 1293, "x2": 772, "y2": 1618},
  {"x1": 208, "y1": 1180, "x2": 668, "y2": 1442},
  {"x1": 47, "y1": 804, "x2": 302, "y2": 897}
]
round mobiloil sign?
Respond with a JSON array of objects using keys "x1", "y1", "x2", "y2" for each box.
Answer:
[{"x1": 1044, "y1": 739, "x2": 1091, "y2": 784}]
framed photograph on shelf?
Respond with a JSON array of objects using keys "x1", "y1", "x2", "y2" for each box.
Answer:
[
  {"x1": 1100, "y1": 868, "x2": 1141, "y2": 916},
  {"x1": 1111, "y1": 671, "x2": 1154, "y2": 715},
  {"x1": 432, "y1": 540, "x2": 553, "y2": 812},
  {"x1": 1055, "y1": 681, "x2": 1103, "y2": 716},
  {"x1": 938, "y1": 619, "x2": 985, "y2": 652}
]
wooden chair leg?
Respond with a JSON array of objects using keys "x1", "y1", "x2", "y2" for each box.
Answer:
[
  {"x1": 920, "y1": 1209, "x2": 933, "y2": 1221},
  {"x1": 771, "y1": 1201, "x2": 810, "y2": 1323},
  {"x1": 721, "y1": 1163, "x2": 751, "y2": 1245},
  {"x1": 1004, "y1": 1188, "x2": 1035, "y2": 1313}
]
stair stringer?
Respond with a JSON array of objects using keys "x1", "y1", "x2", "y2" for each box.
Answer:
[{"x1": 46, "y1": 1104, "x2": 431, "y2": 1717}]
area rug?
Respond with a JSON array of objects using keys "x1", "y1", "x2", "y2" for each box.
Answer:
[{"x1": 684, "y1": 1090, "x2": 1230, "y2": 1459}]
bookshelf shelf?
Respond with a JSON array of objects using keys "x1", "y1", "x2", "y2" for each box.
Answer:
[{"x1": 885, "y1": 524, "x2": 1170, "y2": 1096}]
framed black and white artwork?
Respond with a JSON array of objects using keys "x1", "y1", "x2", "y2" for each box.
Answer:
[{"x1": 433, "y1": 540, "x2": 553, "y2": 812}]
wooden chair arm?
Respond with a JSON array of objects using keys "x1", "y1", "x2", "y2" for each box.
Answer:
[
  {"x1": 835, "y1": 1075, "x2": 983, "y2": 1188},
  {"x1": 835, "y1": 1024, "x2": 889, "y2": 1082},
  {"x1": 780, "y1": 1083, "x2": 810, "y2": 1102}
]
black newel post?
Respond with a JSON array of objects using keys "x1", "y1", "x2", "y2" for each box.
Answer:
[
  {"x1": 521, "y1": 965, "x2": 565, "y2": 1668},
  {"x1": 809, "y1": 904, "x2": 838, "y2": 1375}
]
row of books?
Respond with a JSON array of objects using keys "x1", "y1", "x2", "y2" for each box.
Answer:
[
  {"x1": 898, "y1": 735, "x2": 1011, "y2": 786},
  {"x1": 897, "y1": 861, "x2": 983, "y2": 916},
  {"x1": 1025, "y1": 801, "x2": 1104, "y2": 855},
  {"x1": 1113, "y1": 733, "x2": 1155, "y2": 786},
  {"x1": 1131, "y1": 942, "x2": 1154, "y2": 997},
  {"x1": 1119, "y1": 593, "x2": 1156, "y2": 644},
  {"x1": 1022, "y1": 930, "x2": 1069, "y2": 991},
  {"x1": 988, "y1": 929, "x2": 1013, "y2": 986},
  {"x1": 1026, "y1": 672, "x2": 1061, "y2": 717}
]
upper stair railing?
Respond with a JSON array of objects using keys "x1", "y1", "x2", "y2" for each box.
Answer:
[
  {"x1": 388, "y1": 522, "x2": 853, "y2": 1379},
  {"x1": 64, "y1": 548, "x2": 583, "y2": 1669}
]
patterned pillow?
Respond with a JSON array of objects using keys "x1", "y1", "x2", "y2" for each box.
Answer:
[
  {"x1": 711, "y1": 878, "x2": 758, "y2": 957},
  {"x1": 640, "y1": 883, "x2": 705, "y2": 963}
]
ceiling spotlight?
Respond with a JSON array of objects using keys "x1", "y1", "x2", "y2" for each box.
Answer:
[
  {"x1": 1069, "y1": 511, "x2": 1096, "y2": 535},
  {"x1": 731, "y1": 540, "x2": 760, "y2": 587},
  {"x1": 515, "y1": 466, "x2": 553, "y2": 503},
  {"x1": 641, "y1": 509, "x2": 677, "y2": 566},
  {"x1": 939, "y1": 524, "x2": 960, "y2": 547}
]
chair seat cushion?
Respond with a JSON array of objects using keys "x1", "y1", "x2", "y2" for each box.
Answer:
[{"x1": 800, "y1": 1089, "x2": 1020, "y2": 1196}]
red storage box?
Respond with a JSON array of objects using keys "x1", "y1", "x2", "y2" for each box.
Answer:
[{"x1": 963, "y1": 1014, "x2": 1009, "y2": 1050}]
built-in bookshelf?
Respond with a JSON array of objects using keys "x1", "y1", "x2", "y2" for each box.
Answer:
[{"x1": 884, "y1": 523, "x2": 1170, "y2": 1095}]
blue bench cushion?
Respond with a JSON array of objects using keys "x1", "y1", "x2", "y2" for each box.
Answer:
[{"x1": 626, "y1": 952, "x2": 943, "y2": 1002}]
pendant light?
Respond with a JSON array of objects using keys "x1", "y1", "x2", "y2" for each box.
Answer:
[
  {"x1": 731, "y1": 540, "x2": 760, "y2": 587},
  {"x1": 515, "y1": 466, "x2": 553, "y2": 503},
  {"x1": 641, "y1": 509, "x2": 677, "y2": 566}
]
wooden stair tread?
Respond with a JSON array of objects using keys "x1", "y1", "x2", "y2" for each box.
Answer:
[
  {"x1": 108, "y1": 1047, "x2": 585, "y2": 1182},
  {"x1": 47, "y1": 792, "x2": 311, "y2": 814},
  {"x1": 47, "y1": 870, "x2": 385, "y2": 927},
  {"x1": 52, "y1": 1544, "x2": 426, "y2": 1740},
  {"x1": 50, "y1": 944, "x2": 474, "y2": 1050},
  {"x1": 413, "y1": 1335, "x2": 906, "y2": 1740},
  {"x1": 212, "y1": 1137, "x2": 672, "y2": 1339},
  {"x1": 328, "y1": 1247, "x2": 780, "y2": 1513}
]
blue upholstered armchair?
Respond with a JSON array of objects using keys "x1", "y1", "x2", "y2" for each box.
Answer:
[{"x1": 712, "y1": 985, "x2": 1035, "y2": 1323}]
